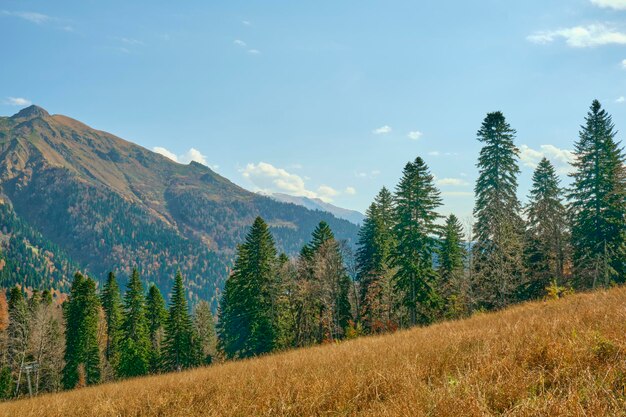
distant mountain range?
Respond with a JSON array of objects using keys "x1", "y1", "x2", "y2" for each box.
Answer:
[
  {"x1": 0, "y1": 105, "x2": 359, "y2": 307},
  {"x1": 267, "y1": 193, "x2": 365, "y2": 225}
]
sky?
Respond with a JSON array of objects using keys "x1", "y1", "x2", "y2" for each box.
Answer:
[{"x1": 1, "y1": 0, "x2": 626, "y2": 220}]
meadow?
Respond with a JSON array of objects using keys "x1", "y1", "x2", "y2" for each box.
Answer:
[{"x1": 2, "y1": 286, "x2": 626, "y2": 416}]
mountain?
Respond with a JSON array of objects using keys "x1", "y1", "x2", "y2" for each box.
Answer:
[
  {"x1": 0, "y1": 105, "x2": 359, "y2": 306},
  {"x1": 269, "y1": 193, "x2": 365, "y2": 225}
]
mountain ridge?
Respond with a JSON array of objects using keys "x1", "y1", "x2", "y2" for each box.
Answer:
[{"x1": 0, "y1": 105, "x2": 359, "y2": 305}]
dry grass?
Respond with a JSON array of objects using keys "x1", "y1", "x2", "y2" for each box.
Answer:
[{"x1": 3, "y1": 287, "x2": 626, "y2": 416}]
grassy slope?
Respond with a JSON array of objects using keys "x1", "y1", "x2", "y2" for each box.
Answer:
[{"x1": 3, "y1": 287, "x2": 626, "y2": 417}]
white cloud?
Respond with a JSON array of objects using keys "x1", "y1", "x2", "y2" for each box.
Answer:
[
  {"x1": 234, "y1": 39, "x2": 247, "y2": 47},
  {"x1": 344, "y1": 186, "x2": 356, "y2": 195},
  {"x1": 372, "y1": 125, "x2": 392, "y2": 135},
  {"x1": 407, "y1": 131, "x2": 423, "y2": 140},
  {"x1": 591, "y1": 0, "x2": 626, "y2": 10},
  {"x1": 622, "y1": 59, "x2": 626, "y2": 68},
  {"x1": 248, "y1": 49, "x2": 261, "y2": 55},
  {"x1": 436, "y1": 178, "x2": 469, "y2": 187},
  {"x1": 241, "y1": 162, "x2": 345, "y2": 202},
  {"x1": 117, "y1": 37, "x2": 144, "y2": 46},
  {"x1": 355, "y1": 169, "x2": 380, "y2": 178},
  {"x1": 153, "y1": 146, "x2": 217, "y2": 169},
  {"x1": 520, "y1": 144, "x2": 575, "y2": 174},
  {"x1": 242, "y1": 20, "x2": 251, "y2": 26},
  {"x1": 317, "y1": 185, "x2": 339, "y2": 200},
  {"x1": 4, "y1": 97, "x2": 32, "y2": 106},
  {"x1": 1, "y1": 10, "x2": 50, "y2": 24},
  {"x1": 428, "y1": 151, "x2": 441, "y2": 156},
  {"x1": 527, "y1": 24, "x2": 626, "y2": 48},
  {"x1": 616, "y1": 96, "x2": 626, "y2": 103}
]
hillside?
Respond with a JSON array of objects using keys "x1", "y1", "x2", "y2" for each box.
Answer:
[
  {"x1": 3, "y1": 287, "x2": 626, "y2": 416},
  {"x1": 0, "y1": 105, "x2": 359, "y2": 305}
]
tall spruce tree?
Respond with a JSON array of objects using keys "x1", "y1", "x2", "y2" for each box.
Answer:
[
  {"x1": 162, "y1": 271, "x2": 196, "y2": 371},
  {"x1": 524, "y1": 158, "x2": 569, "y2": 297},
  {"x1": 390, "y1": 157, "x2": 442, "y2": 326},
  {"x1": 100, "y1": 271, "x2": 122, "y2": 374},
  {"x1": 193, "y1": 300, "x2": 216, "y2": 365},
  {"x1": 356, "y1": 187, "x2": 396, "y2": 332},
  {"x1": 146, "y1": 284, "x2": 168, "y2": 372},
  {"x1": 217, "y1": 217, "x2": 279, "y2": 359},
  {"x1": 62, "y1": 273, "x2": 101, "y2": 388},
  {"x1": 438, "y1": 214, "x2": 467, "y2": 318},
  {"x1": 118, "y1": 269, "x2": 150, "y2": 377},
  {"x1": 568, "y1": 100, "x2": 626, "y2": 288},
  {"x1": 472, "y1": 111, "x2": 525, "y2": 309}
]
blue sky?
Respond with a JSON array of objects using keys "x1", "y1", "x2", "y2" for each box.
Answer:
[{"x1": 1, "y1": 0, "x2": 626, "y2": 220}]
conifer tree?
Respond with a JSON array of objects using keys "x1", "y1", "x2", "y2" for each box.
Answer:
[
  {"x1": 118, "y1": 269, "x2": 150, "y2": 377},
  {"x1": 356, "y1": 187, "x2": 396, "y2": 332},
  {"x1": 568, "y1": 100, "x2": 626, "y2": 287},
  {"x1": 524, "y1": 158, "x2": 569, "y2": 297},
  {"x1": 100, "y1": 272, "x2": 122, "y2": 373},
  {"x1": 472, "y1": 111, "x2": 525, "y2": 309},
  {"x1": 146, "y1": 284, "x2": 168, "y2": 372},
  {"x1": 391, "y1": 157, "x2": 442, "y2": 326},
  {"x1": 217, "y1": 217, "x2": 279, "y2": 359},
  {"x1": 438, "y1": 214, "x2": 467, "y2": 318},
  {"x1": 62, "y1": 273, "x2": 101, "y2": 388},
  {"x1": 193, "y1": 300, "x2": 216, "y2": 365},
  {"x1": 162, "y1": 271, "x2": 196, "y2": 371},
  {"x1": 7, "y1": 286, "x2": 30, "y2": 392}
]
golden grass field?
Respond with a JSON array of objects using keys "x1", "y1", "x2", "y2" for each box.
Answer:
[{"x1": 3, "y1": 287, "x2": 626, "y2": 417}]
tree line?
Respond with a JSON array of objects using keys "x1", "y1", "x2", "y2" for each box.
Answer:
[
  {"x1": 216, "y1": 99, "x2": 625, "y2": 358},
  {"x1": 0, "y1": 99, "x2": 623, "y2": 397},
  {"x1": 0, "y1": 270, "x2": 216, "y2": 398}
]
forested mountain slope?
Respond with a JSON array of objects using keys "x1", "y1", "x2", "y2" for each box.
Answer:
[{"x1": 0, "y1": 105, "x2": 358, "y2": 305}]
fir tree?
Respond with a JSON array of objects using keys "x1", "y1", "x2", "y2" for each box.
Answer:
[
  {"x1": 162, "y1": 271, "x2": 196, "y2": 371},
  {"x1": 524, "y1": 158, "x2": 569, "y2": 298},
  {"x1": 390, "y1": 157, "x2": 442, "y2": 326},
  {"x1": 118, "y1": 269, "x2": 150, "y2": 377},
  {"x1": 193, "y1": 300, "x2": 216, "y2": 365},
  {"x1": 356, "y1": 187, "x2": 396, "y2": 332},
  {"x1": 62, "y1": 273, "x2": 101, "y2": 389},
  {"x1": 472, "y1": 111, "x2": 525, "y2": 309},
  {"x1": 217, "y1": 217, "x2": 279, "y2": 359},
  {"x1": 100, "y1": 271, "x2": 122, "y2": 373},
  {"x1": 568, "y1": 100, "x2": 626, "y2": 287},
  {"x1": 438, "y1": 214, "x2": 467, "y2": 318},
  {"x1": 146, "y1": 284, "x2": 168, "y2": 372}
]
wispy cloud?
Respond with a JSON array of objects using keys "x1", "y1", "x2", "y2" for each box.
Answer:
[
  {"x1": 591, "y1": 0, "x2": 626, "y2": 10},
  {"x1": 1, "y1": 10, "x2": 51, "y2": 24},
  {"x1": 355, "y1": 170, "x2": 380, "y2": 178},
  {"x1": 116, "y1": 37, "x2": 144, "y2": 46},
  {"x1": 372, "y1": 125, "x2": 392, "y2": 135},
  {"x1": 520, "y1": 144, "x2": 574, "y2": 174},
  {"x1": 234, "y1": 39, "x2": 247, "y2": 47},
  {"x1": 616, "y1": 96, "x2": 625, "y2": 103},
  {"x1": 4, "y1": 97, "x2": 32, "y2": 106},
  {"x1": 241, "y1": 162, "x2": 343, "y2": 202},
  {"x1": 436, "y1": 178, "x2": 469, "y2": 187},
  {"x1": 407, "y1": 131, "x2": 423, "y2": 140},
  {"x1": 248, "y1": 49, "x2": 261, "y2": 55},
  {"x1": 527, "y1": 24, "x2": 626, "y2": 48},
  {"x1": 622, "y1": 59, "x2": 626, "y2": 69},
  {"x1": 242, "y1": 20, "x2": 251, "y2": 26},
  {"x1": 345, "y1": 186, "x2": 357, "y2": 195},
  {"x1": 153, "y1": 147, "x2": 218, "y2": 170}
]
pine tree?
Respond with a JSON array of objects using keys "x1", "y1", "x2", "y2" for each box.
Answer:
[
  {"x1": 100, "y1": 271, "x2": 122, "y2": 374},
  {"x1": 217, "y1": 217, "x2": 279, "y2": 359},
  {"x1": 146, "y1": 284, "x2": 168, "y2": 372},
  {"x1": 163, "y1": 271, "x2": 196, "y2": 371},
  {"x1": 390, "y1": 157, "x2": 442, "y2": 326},
  {"x1": 193, "y1": 300, "x2": 216, "y2": 365},
  {"x1": 568, "y1": 100, "x2": 626, "y2": 287},
  {"x1": 118, "y1": 269, "x2": 150, "y2": 377},
  {"x1": 356, "y1": 187, "x2": 396, "y2": 332},
  {"x1": 62, "y1": 273, "x2": 101, "y2": 389},
  {"x1": 438, "y1": 214, "x2": 467, "y2": 318},
  {"x1": 472, "y1": 111, "x2": 525, "y2": 309},
  {"x1": 524, "y1": 158, "x2": 569, "y2": 298}
]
